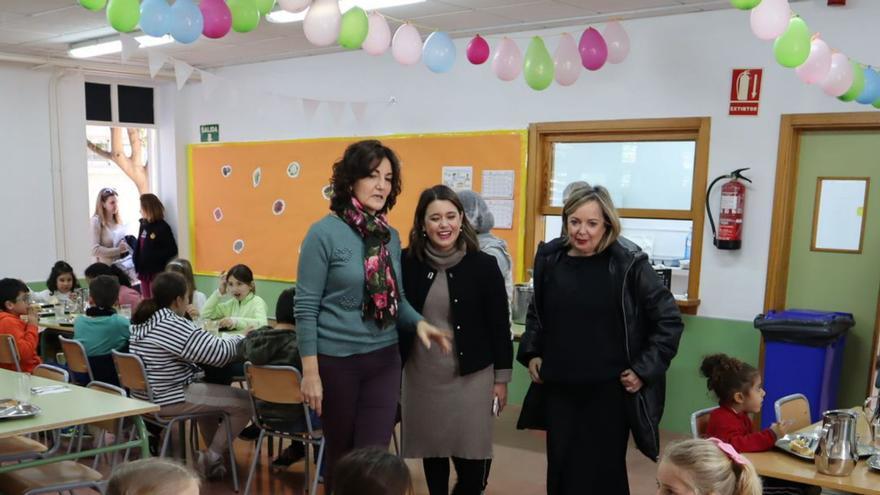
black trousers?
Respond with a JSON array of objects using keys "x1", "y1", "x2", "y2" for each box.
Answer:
[
  {"x1": 423, "y1": 457, "x2": 491, "y2": 495},
  {"x1": 545, "y1": 380, "x2": 630, "y2": 495}
]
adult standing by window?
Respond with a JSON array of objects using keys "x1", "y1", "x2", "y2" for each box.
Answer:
[
  {"x1": 91, "y1": 187, "x2": 129, "y2": 264},
  {"x1": 295, "y1": 140, "x2": 450, "y2": 491},
  {"x1": 517, "y1": 185, "x2": 683, "y2": 495},
  {"x1": 133, "y1": 194, "x2": 178, "y2": 299},
  {"x1": 457, "y1": 190, "x2": 514, "y2": 301},
  {"x1": 401, "y1": 185, "x2": 512, "y2": 495}
]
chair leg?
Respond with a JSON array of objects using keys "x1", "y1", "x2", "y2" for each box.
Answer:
[
  {"x1": 304, "y1": 440, "x2": 310, "y2": 495},
  {"x1": 91, "y1": 430, "x2": 105, "y2": 470},
  {"x1": 223, "y1": 413, "x2": 240, "y2": 493},
  {"x1": 392, "y1": 428, "x2": 400, "y2": 455},
  {"x1": 312, "y1": 439, "x2": 325, "y2": 495},
  {"x1": 160, "y1": 421, "x2": 175, "y2": 458},
  {"x1": 243, "y1": 430, "x2": 265, "y2": 495},
  {"x1": 123, "y1": 425, "x2": 137, "y2": 463}
]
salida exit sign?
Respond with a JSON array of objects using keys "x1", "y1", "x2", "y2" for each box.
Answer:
[{"x1": 200, "y1": 124, "x2": 219, "y2": 142}]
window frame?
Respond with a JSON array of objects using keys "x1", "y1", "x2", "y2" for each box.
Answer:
[{"x1": 524, "y1": 117, "x2": 711, "y2": 313}]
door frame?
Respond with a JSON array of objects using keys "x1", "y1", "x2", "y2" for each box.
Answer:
[{"x1": 762, "y1": 112, "x2": 880, "y2": 397}]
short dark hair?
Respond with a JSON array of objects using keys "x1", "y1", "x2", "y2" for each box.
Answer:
[
  {"x1": 46, "y1": 261, "x2": 80, "y2": 293},
  {"x1": 84, "y1": 262, "x2": 132, "y2": 288},
  {"x1": 140, "y1": 193, "x2": 165, "y2": 222},
  {"x1": 130, "y1": 272, "x2": 188, "y2": 325},
  {"x1": 226, "y1": 264, "x2": 255, "y2": 290},
  {"x1": 333, "y1": 447, "x2": 413, "y2": 495},
  {"x1": 0, "y1": 278, "x2": 29, "y2": 312},
  {"x1": 330, "y1": 140, "x2": 402, "y2": 215},
  {"x1": 90, "y1": 275, "x2": 120, "y2": 309},
  {"x1": 407, "y1": 185, "x2": 480, "y2": 262},
  {"x1": 275, "y1": 287, "x2": 296, "y2": 325}
]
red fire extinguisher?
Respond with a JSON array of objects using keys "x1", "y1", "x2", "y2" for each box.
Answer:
[{"x1": 706, "y1": 168, "x2": 751, "y2": 250}]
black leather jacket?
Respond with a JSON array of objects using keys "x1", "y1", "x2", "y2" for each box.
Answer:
[{"x1": 516, "y1": 236, "x2": 683, "y2": 461}]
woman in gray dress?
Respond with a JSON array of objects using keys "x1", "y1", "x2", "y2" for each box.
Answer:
[{"x1": 400, "y1": 185, "x2": 513, "y2": 495}]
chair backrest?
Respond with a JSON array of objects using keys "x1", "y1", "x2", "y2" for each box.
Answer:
[
  {"x1": 244, "y1": 362, "x2": 315, "y2": 433},
  {"x1": 111, "y1": 350, "x2": 152, "y2": 400},
  {"x1": 775, "y1": 393, "x2": 811, "y2": 431},
  {"x1": 59, "y1": 336, "x2": 93, "y2": 382},
  {"x1": 87, "y1": 381, "x2": 127, "y2": 432},
  {"x1": 33, "y1": 364, "x2": 69, "y2": 383},
  {"x1": 690, "y1": 406, "x2": 719, "y2": 439},
  {"x1": 0, "y1": 334, "x2": 21, "y2": 372}
]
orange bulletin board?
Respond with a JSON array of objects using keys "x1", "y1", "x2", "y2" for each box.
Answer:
[{"x1": 188, "y1": 130, "x2": 527, "y2": 282}]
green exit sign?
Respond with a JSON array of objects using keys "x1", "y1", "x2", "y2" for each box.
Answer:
[{"x1": 200, "y1": 124, "x2": 219, "y2": 143}]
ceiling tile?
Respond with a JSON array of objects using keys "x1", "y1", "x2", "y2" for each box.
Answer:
[
  {"x1": 0, "y1": 1, "x2": 77, "y2": 16},
  {"x1": 486, "y1": 1, "x2": 598, "y2": 22},
  {"x1": 0, "y1": 28, "x2": 55, "y2": 45},
  {"x1": 438, "y1": 0, "x2": 536, "y2": 8},
  {"x1": 557, "y1": 0, "x2": 676, "y2": 12},
  {"x1": 413, "y1": 9, "x2": 519, "y2": 32}
]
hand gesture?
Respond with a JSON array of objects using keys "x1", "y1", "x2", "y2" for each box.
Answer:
[
  {"x1": 416, "y1": 320, "x2": 452, "y2": 353},
  {"x1": 620, "y1": 369, "x2": 643, "y2": 393},
  {"x1": 218, "y1": 272, "x2": 227, "y2": 295},
  {"x1": 528, "y1": 357, "x2": 543, "y2": 384}
]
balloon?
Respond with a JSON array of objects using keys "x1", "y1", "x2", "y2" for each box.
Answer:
[
  {"x1": 79, "y1": 0, "x2": 107, "y2": 11},
  {"x1": 795, "y1": 38, "x2": 831, "y2": 84},
  {"x1": 554, "y1": 33, "x2": 581, "y2": 86},
  {"x1": 255, "y1": 0, "x2": 276, "y2": 16},
  {"x1": 856, "y1": 68, "x2": 880, "y2": 104},
  {"x1": 362, "y1": 13, "x2": 391, "y2": 55},
  {"x1": 228, "y1": 0, "x2": 260, "y2": 33},
  {"x1": 200, "y1": 0, "x2": 232, "y2": 39},
  {"x1": 338, "y1": 6, "x2": 368, "y2": 49},
  {"x1": 466, "y1": 35, "x2": 490, "y2": 65},
  {"x1": 304, "y1": 0, "x2": 341, "y2": 47},
  {"x1": 750, "y1": 0, "x2": 790, "y2": 40},
  {"x1": 603, "y1": 21, "x2": 630, "y2": 64},
  {"x1": 820, "y1": 53, "x2": 854, "y2": 97},
  {"x1": 423, "y1": 31, "x2": 456, "y2": 73},
  {"x1": 874, "y1": 99, "x2": 880, "y2": 109},
  {"x1": 524, "y1": 36, "x2": 554, "y2": 91},
  {"x1": 491, "y1": 37, "x2": 522, "y2": 81},
  {"x1": 839, "y1": 62, "x2": 865, "y2": 102},
  {"x1": 773, "y1": 17, "x2": 810, "y2": 68},
  {"x1": 578, "y1": 27, "x2": 607, "y2": 71},
  {"x1": 106, "y1": 0, "x2": 140, "y2": 33},
  {"x1": 170, "y1": 0, "x2": 203, "y2": 44},
  {"x1": 392, "y1": 24, "x2": 422, "y2": 65},
  {"x1": 731, "y1": 0, "x2": 761, "y2": 9},
  {"x1": 279, "y1": 0, "x2": 311, "y2": 12},
  {"x1": 140, "y1": 0, "x2": 172, "y2": 37}
]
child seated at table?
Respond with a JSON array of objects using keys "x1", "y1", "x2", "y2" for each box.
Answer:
[
  {"x1": 84, "y1": 262, "x2": 142, "y2": 309},
  {"x1": 0, "y1": 278, "x2": 41, "y2": 372},
  {"x1": 106, "y1": 458, "x2": 200, "y2": 495},
  {"x1": 31, "y1": 261, "x2": 80, "y2": 305},
  {"x1": 201, "y1": 264, "x2": 268, "y2": 333},
  {"x1": 73, "y1": 275, "x2": 130, "y2": 385},
  {"x1": 657, "y1": 438, "x2": 761, "y2": 495},
  {"x1": 165, "y1": 258, "x2": 206, "y2": 320},
  {"x1": 333, "y1": 447, "x2": 414, "y2": 495}
]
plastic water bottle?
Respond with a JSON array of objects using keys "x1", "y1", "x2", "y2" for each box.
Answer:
[{"x1": 684, "y1": 232, "x2": 692, "y2": 260}]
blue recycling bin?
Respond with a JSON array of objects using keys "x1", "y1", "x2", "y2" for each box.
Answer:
[{"x1": 754, "y1": 309, "x2": 854, "y2": 428}]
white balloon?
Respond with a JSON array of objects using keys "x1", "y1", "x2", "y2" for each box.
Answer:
[
  {"x1": 362, "y1": 12, "x2": 391, "y2": 56},
  {"x1": 392, "y1": 24, "x2": 422, "y2": 65},
  {"x1": 750, "y1": 0, "x2": 791, "y2": 41},
  {"x1": 603, "y1": 21, "x2": 630, "y2": 64},
  {"x1": 278, "y1": 0, "x2": 311, "y2": 13},
  {"x1": 492, "y1": 38, "x2": 522, "y2": 81},
  {"x1": 303, "y1": 0, "x2": 340, "y2": 47},
  {"x1": 795, "y1": 38, "x2": 832, "y2": 85}
]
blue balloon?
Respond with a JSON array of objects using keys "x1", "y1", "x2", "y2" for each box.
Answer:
[
  {"x1": 140, "y1": 0, "x2": 172, "y2": 37},
  {"x1": 170, "y1": 0, "x2": 203, "y2": 44},
  {"x1": 856, "y1": 67, "x2": 880, "y2": 104},
  {"x1": 423, "y1": 31, "x2": 456, "y2": 73}
]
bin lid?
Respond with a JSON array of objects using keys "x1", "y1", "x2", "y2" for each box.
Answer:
[
  {"x1": 754, "y1": 309, "x2": 854, "y2": 346},
  {"x1": 760, "y1": 309, "x2": 853, "y2": 323}
]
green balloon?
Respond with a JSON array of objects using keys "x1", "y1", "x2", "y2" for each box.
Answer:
[
  {"x1": 338, "y1": 7, "x2": 369, "y2": 50},
  {"x1": 524, "y1": 36, "x2": 554, "y2": 91},
  {"x1": 229, "y1": 0, "x2": 260, "y2": 33},
  {"x1": 106, "y1": 0, "x2": 139, "y2": 33},
  {"x1": 255, "y1": 0, "x2": 276, "y2": 16},
  {"x1": 773, "y1": 17, "x2": 811, "y2": 69},
  {"x1": 873, "y1": 98, "x2": 880, "y2": 109},
  {"x1": 79, "y1": 0, "x2": 107, "y2": 12},
  {"x1": 730, "y1": 0, "x2": 761, "y2": 9},
  {"x1": 839, "y1": 62, "x2": 865, "y2": 102}
]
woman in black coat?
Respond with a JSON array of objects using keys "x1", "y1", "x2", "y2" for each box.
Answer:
[
  {"x1": 133, "y1": 194, "x2": 178, "y2": 298},
  {"x1": 400, "y1": 185, "x2": 512, "y2": 495},
  {"x1": 516, "y1": 185, "x2": 683, "y2": 495}
]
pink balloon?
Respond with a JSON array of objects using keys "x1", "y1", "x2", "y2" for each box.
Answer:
[
  {"x1": 467, "y1": 35, "x2": 490, "y2": 65},
  {"x1": 278, "y1": 0, "x2": 310, "y2": 12},
  {"x1": 200, "y1": 0, "x2": 231, "y2": 39},
  {"x1": 820, "y1": 53, "x2": 854, "y2": 97},
  {"x1": 750, "y1": 0, "x2": 791, "y2": 41},
  {"x1": 603, "y1": 21, "x2": 630, "y2": 64},
  {"x1": 795, "y1": 38, "x2": 832, "y2": 84},
  {"x1": 578, "y1": 27, "x2": 607, "y2": 71},
  {"x1": 392, "y1": 24, "x2": 422, "y2": 65},
  {"x1": 362, "y1": 12, "x2": 391, "y2": 56},
  {"x1": 491, "y1": 37, "x2": 522, "y2": 81},
  {"x1": 554, "y1": 33, "x2": 581, "y2": 86}
]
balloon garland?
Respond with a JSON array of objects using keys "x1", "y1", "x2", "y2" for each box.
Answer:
[{"x1": 78, "y1": 0, "x2": 630, "y2": 91}]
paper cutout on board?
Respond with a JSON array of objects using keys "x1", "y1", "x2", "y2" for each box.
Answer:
[
  {"x1": 287, "y1": 162, "x2": 301, "y2": 178},
  {"x1": 221, "y1": 165, "x2": 232, "y2": 177},
  {"x1": 442, "y1": 166, "x2": 473, "y2": 191},
  {"x1": 232, "y1": 239, "x2": 245, "y2": 254},
  {"x1": 322, "y1": 184, "x2": 333, "y2": 200},
  {"x1": 252, "y1": 167, "x2": 262, "y2": 188},
  {"x1": 212, "y1": 207, "x2": 223, "y2": 222},
  {"x1": 485, "y1": 199, "x2": 514, "y2": 229},
  {"x1": 273, "y1": 199, "x2": 286, "y2": 215},
  {"x1": 481, "y1": 170, "x2": 515, "y2": 199}
]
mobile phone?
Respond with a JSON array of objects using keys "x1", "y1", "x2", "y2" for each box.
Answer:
[{"x1": 492, "y1": 397, "x2": 500, "y2": 416}]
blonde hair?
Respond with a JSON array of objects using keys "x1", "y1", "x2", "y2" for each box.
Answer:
[
  {"x1": 93, "y1": 188, "x2": 121, "y2": 227},
  {"x1": 106, "y1": 458, "x2": 199, "y2": 495},
  {"x1": 560, "y1": 185, "x2": 621, "y2": 254},
  {"x1": 661, "y1": 439, "x2": 761, "y2": 495}
]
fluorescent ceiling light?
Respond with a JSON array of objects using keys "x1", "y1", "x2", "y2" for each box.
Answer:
[
  {"x1": 69, "y1": 34, "x2": 174, "y2": 59},
  {"x1": 267, "y1": 0, "x2": 425, "y2": 24}
]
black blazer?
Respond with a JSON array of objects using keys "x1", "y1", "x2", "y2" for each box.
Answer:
[
  {"x1": 133, "y1": 219, "x2": 178, "y2": 275},
  {"x1": 400, "y1": 249, "x2": 513, "y2": 377}
]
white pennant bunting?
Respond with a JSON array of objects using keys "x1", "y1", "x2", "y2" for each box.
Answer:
[
  {"x1": 147, "y1": 50, "x2": 169, "y2": 79},
  {"x1": 328, "y1": 101, "x2": 345, "y2": 123},
  {"x1": 302, "y1": 98, "x2": 321, "y2": 120},
  {"x1": 200, "y1": 70, "x2": 220, "y2": 101},
  {"x1": 351, "y1": 102, "x2": 368, "y2": 122},
  {"x1": 120, "y1": 33, "x2": 139, "y2": 62},
  {"x1": 174, "y1": 59, "x2": 194, "y2": 90}
]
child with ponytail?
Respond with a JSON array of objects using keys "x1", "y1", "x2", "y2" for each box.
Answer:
[{"x1": 657, "y1": 438, "x2": 761, "y2": 495}]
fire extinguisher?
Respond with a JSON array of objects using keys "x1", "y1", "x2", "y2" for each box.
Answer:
[{"x1": 706, "y1": 168, "x2": 751, "y2": 250}]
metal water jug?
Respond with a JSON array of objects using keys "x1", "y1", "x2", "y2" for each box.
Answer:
[
  {"x1": 815, "y1": 409, "x2": 859, "y2": 476},
  {"x1": 511, "y1": 284, "x2": 533, "y2": 325}
]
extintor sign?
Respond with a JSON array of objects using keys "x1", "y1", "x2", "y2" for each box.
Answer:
[{"x1": 729, "y1": 68, "x2": 763, "y2": 116}]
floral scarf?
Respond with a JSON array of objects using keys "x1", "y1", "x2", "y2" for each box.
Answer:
[{"x1": 340, "y1": 197, "x2": 399, "y2": 328}]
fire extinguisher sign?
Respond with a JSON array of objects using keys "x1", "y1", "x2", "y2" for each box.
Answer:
[{"x1": 729, "y1": 68, "x2": 763, "y2": 116}]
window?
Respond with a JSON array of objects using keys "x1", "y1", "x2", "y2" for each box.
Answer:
[
  {"x1": 525, "y1": 118, "x2": 710, "y2": 313},
  {"x1": 85, "y1": 82, "x2": 155, "y2": 126}
]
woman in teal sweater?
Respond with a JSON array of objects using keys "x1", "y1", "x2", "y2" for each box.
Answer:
[
  {"x1": 201, "y1": 264, "x2": 268, "y2": 334},
  {"x1": 295, "y1": 140, "x2": 450, "y2": 490}
]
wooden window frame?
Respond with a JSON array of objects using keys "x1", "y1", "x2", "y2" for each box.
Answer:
[{"x1": 524, "y1": 117, "x2": 711, "y2": 314}]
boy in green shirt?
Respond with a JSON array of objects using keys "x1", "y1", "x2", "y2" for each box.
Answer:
[{"x1": 73, "y1": 275, "x2": 130, "y2": 384}]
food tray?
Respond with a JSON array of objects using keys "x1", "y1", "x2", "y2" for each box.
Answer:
[
  {"x1": 776, "y1": 430, "x2": 876, "y2": 459},
  {"x1": 0, "y1": 399, "x2": 41, "y2": 419},
  {"x1": 868, "y1": 455, "x2": 880, "y2": 472}
]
